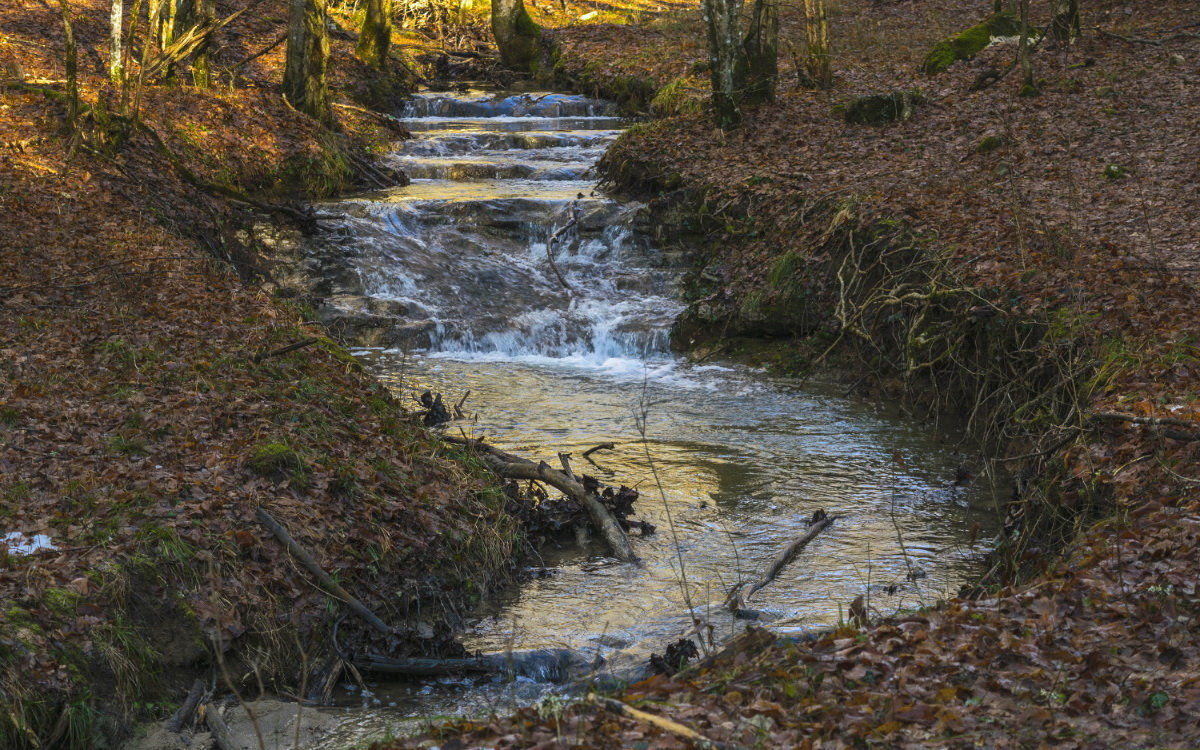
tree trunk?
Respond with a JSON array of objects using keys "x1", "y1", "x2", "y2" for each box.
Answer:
[
  {"x1": 175, "y1": 0, "x2": 216, "y2": 86},
  {"x1": 58, "y1": 0, "x2": 80, "y2": 143},
  {"x1": 491, "y1": 0, "x2": 540, "y2": 71},
  {"x1": 109, "y1": 0, "x2": 124, "y2": 84},
  {"x1": 192, "y1": 0, "x2": 216, "y2": 86},
  {"x1": 1017, "y1": 0, "x2": 1035, "y2": 92},
  {"x1": 1048, "y1": 0, "x2": 1080, "y2": 45},
  {"x1": 357, "y1": 0, "x2": 392, "y2": 69},
  {"x1": 283, "y1": 0, "x2": 332, "y2": 124},
  {"x1": 803, "y1": 0, "x2": 832, "y2": 89},
  {"x1": 742, "y1": 0, "x2": 778, "y2": 106},
  {"x1": 702, "y1": 0, "x2": 744, "y2": 129}
]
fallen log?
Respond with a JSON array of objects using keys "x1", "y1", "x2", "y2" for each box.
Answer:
[
  {"x1": 255, "y1": 506, "x2": 392, "y2": 635},
  {"x1": 446, "y1": 436, "x2": 637, "y2": 562},
  {"x1": 356, "y1": 648, "x2": 592, "y2": 683},
  {"x1": 165, "y1": 678, "x2": 206, "y2": 732},
  {"x1": 744, "y1": 510, "x2": 836, "y2": 601},
  {"x1": 203, "y1": 703, "x2": 237, "y2": 750},
  {"x1": 354, "y1": 654, "x2": 496, "y2": 677}
]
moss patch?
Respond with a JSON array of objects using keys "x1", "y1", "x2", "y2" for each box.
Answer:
[{"x1": 920, "y1": 12, "x2": 1021, "y2": 76}]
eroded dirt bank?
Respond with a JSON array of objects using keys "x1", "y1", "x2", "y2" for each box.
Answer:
[{"x1": 377, "y1": 0, "x2": 1200, "y2": 746}]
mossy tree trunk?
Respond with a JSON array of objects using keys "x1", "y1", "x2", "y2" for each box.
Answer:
[
  {"x1": 1048, "y1": 0, "x2": 1080, "y2": 44},
  {"x1": 357, "y1": 0, "x2": 393, "y2": 70},
  {"x1": 284, "y1": 0, "x2": 332, "y2": 124},
  {"x1": 803, "y1": 0, "x2": 832, "y2": 89},
  {"x1": 742, "y1": 0, "x2": 778, "y2": 106},
  {"x1": 702, "y1": 0, "x2": 744, "y2": 129},
  {"x1": 491, "y1": 0, "x2": 540, "y2": 71},
  {"x1": 176, "y1": 0, "x2": 217, "y2": 87}
]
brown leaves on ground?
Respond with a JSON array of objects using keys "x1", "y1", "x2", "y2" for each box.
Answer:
[{"x1": 0, "y1": 0, "x2": 513, "y2": 734}]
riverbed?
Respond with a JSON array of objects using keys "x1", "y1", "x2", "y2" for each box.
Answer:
[{"x1": 307, "y1": 88, "x2": 1003, "y2": 745}]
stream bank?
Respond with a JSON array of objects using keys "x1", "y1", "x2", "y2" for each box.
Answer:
[
  {"x1": 236, "y1": 85, "x2": 1007, "y2": 747},
  {"x1": 366, "y1": 0, "x2": 1200, "y2": 745}
]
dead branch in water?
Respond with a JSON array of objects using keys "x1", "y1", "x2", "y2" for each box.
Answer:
[
  {"x1": 446, "y1": 435, "x2": 637, "y2": 562},
  {"x1": 546, "y1": 199, "x2": 580, "y2": 292},
  {"x1": 743, "y1": 510, "x2": 836, "y2": 602}
]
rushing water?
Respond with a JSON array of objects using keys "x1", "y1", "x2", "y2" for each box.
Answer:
[{"x1": 308, "y1": 88, "x2": 1004, "y2": 744}]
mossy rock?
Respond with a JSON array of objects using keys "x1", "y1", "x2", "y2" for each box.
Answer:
[
  {"x1": 841, "y1": 90, "x2": 925, "y2": 125},
  {"x1": 921, "y1": 12, "x2": 1021, "y2": 76}
]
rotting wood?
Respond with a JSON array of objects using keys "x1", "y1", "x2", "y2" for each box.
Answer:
[
  {"x1": 558, "y1": 452, "x2": 576, "y2": 479},
  {"x1": 203, "y1": 703, "x2": 237, "y2": 750},
  {"x1": 446, "y1": 436, "x2": 637, "y2": 562},
  {"x1": 743, "y1": 511, "x2": 835, "y2": 601},
  {"x1": 165, "y1": 678, "x2": 206, "y2": 732},
  {"x1": 588, "y1": 693, "x2": 729, "y2": 750},
  {"x1": 353, "y1": 654, "x2": 496, "y2": 676},
  {"x1": 255, "y1": 506, "x2": 392, "y2": 635}
]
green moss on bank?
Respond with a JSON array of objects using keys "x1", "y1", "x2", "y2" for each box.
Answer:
[{"x1": 921, "y1": 12, "x2": 1021, "y2": 76}]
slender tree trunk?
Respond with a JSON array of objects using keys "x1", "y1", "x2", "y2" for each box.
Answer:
[
  {"x1": 1018, "y1": 0, "x2": 1035, "y2": 91},
  {"x1": 803, "y1": 0, "x2": 832, "y2": 89},
  {"x1": 1048, "y1": 0, "x2": 1080, "y2": 44},
  {"x1": 58, "y1": 0, "x2": 80, "y2": 145},
  {"x1": 742, "y1": 0, "x2": 778, "y2": 106},
  {"x1": 357, "y1": 0, "x2": 392, "y2": 69},
  {"x1": 702, "y1": 0, "x2": 744, "y2": 129},
  {"x1": 119, "y1": 0, "x2": 145, "y2": 109},
  {"x1": 110, "y1": 0, "x2": 124, "y2": 84},
  {"x1": 491, "y1": 0, "x2": 540, "y2": 71},
  {"x1": 283, "y1": 0, "x2": 332, "y2": 124}
]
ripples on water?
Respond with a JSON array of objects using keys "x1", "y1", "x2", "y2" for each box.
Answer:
[{"x1": 308, "y1": 88, "x2": 1004, "y2": 744}]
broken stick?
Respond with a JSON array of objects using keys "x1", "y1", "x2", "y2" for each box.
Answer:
[
  {"x1": 588, "y1": 694, "x2": 729, "y2": 750},
  {"x1": 744, "y1": 511, "x2": 836, "y2": 601},
  {"x1": 582, "y1": 442, "x2": 616, "y2": 459},
  {"x1": 447, "y1": 436, "x2": 637, "y2": 562},
  {"x1": 255, "y1": 506, "x2": 392, "y2": 635}
]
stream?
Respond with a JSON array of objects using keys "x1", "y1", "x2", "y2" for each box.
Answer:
[{"x1": 308, "y1": 88, "x2": 1005, "y2": 745}]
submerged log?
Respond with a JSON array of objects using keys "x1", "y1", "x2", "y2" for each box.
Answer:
[
  {"x1": 446, "y1": 435, "x2": 638, "y2": 562},
  {"x1": 355, "y1": 648, "x2": 594, "y2": 683},
  {"x1": 743, "y1": 510, "x2": 836, "y2": 601}
]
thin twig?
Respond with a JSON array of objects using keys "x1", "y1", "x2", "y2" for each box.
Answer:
[{"x1": 251, "y1": 337, "x2": 319, "y2": 362}]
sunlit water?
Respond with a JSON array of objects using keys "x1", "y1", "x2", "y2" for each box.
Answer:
[{"x1": 307, "y1": 89, "x2": 1004, "y2": 744}]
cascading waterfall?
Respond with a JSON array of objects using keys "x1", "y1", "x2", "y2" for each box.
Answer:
[{"x1": 328, "y1": 89, "x2": 680, "y2": 366}]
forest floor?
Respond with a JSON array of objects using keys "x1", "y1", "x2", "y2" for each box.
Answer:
[
  {"x1": 377, "y1": 0, "x2": 1200, "y2": 747},
  {"x1": 0, "y1": 2, "x2": 529, "y2": 747}
]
